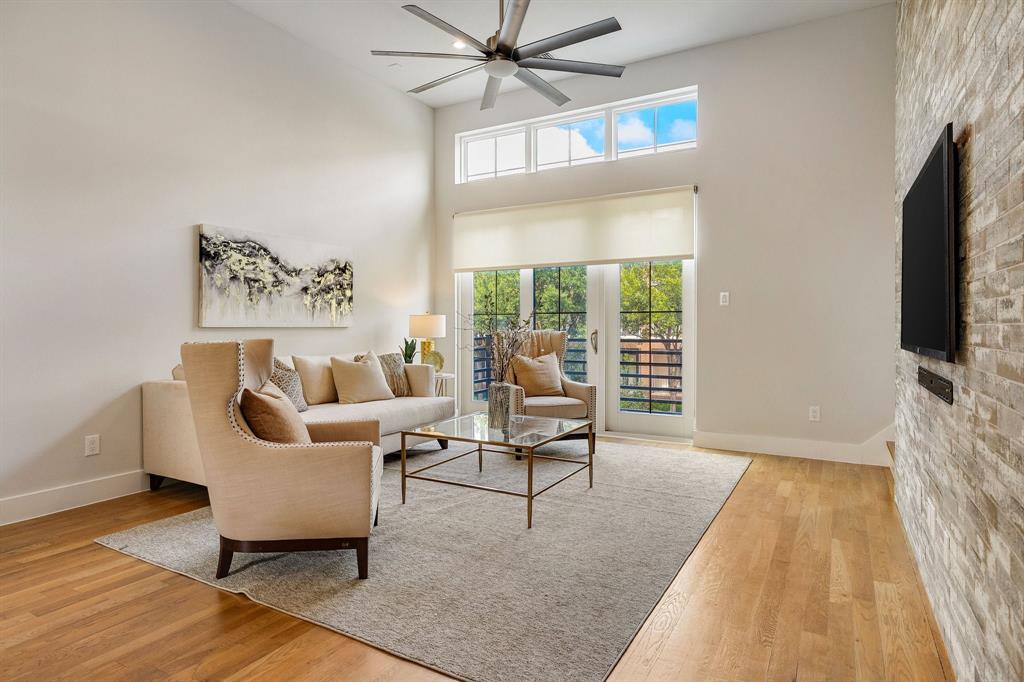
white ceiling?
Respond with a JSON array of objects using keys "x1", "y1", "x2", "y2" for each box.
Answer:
[{"x1": 233, "y1": 0, "x2": 891, "y2": 108}]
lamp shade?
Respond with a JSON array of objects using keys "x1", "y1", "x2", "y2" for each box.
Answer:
[{"x1": 409, "y1": 314, "x2": 446, "y2": 338}]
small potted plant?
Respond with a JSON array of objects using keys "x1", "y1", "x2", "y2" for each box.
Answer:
[{"x1": 400, "y1": 338, "x2": 418, "y2": 364}]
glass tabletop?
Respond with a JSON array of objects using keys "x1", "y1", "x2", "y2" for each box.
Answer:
[{"x1": 409, "y1": 412, "x2": 590, "y2": 448}]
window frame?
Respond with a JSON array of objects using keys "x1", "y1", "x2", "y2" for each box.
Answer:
[
  {"x1": 461, "y1": 127, "x2": 528, "y2": 182},
  {"x1": 455, "y1": 86, "x2": 697, "y2": 184},
  {"x1": 532, "y1": 266, "x2": 589, "y2": 383}
]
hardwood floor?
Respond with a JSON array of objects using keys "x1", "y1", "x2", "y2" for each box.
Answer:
[{"x1": 0, "y1": 441, "x2": 953, "y2": 681}]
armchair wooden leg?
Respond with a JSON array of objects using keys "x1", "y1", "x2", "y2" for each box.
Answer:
[
  {"x1": 437, "y1": 439, "x2": 448, "y2": 450},
  {"x1": 216, "y1": 537, "x2": 234, "y2": 579},
  {"x1": 355, "y1": 538, "x2": 368, "y2": 579},
  {"x1": 216, "y1": 536, "x2": 368, "y2": 580},
  {"x1": 149, "y1": 474, "x2": 165, "y2": 491}
]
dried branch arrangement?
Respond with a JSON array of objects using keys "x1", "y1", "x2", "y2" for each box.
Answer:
[
  {"x1": 455, "y1": 311, "x2": 535, "y2": 384},
  {"x1": 489, "y1": 315, "x2": 534, "y2": 383}
]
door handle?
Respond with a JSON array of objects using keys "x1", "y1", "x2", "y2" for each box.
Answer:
[{"x1": 590, "y1": 329, "x2": 598, "y2": 354}]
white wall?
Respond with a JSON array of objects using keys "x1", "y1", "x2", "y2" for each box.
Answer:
[
  {"x1": 0, "y1": 1, "x2": 434, "y2": 522},
  {"x1": 433, "y1": 5, "x2": 896, "y2": 464}
]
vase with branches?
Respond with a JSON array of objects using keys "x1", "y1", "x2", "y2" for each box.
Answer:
[{"x1": 456, "y1": 311, "x2": 535, "y2": 430}]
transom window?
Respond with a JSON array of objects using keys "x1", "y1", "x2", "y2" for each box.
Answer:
[{"x1": 456, "y1": 86, "x2": 697, "y2": 184}]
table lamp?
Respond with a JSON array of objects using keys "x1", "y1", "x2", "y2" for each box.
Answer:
[{"x1": 409, "y1": 313, "x2": 447, "y2": 370}]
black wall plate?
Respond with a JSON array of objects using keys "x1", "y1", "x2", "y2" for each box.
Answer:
[{"x1": 918, "y1": 366, "x2": 954, "y2": 405}]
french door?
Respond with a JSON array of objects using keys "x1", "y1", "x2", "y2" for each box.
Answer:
[{"x1": 457, "y1": 260, "x2": 694, "y2": 439}]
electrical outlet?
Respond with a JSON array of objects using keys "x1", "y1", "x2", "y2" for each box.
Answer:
[
  {"x1": 719, "y1": 291, "x2": 730, "y2": 306},
  {"x1": 84, "y1": 434, "x2": 101, "y2": 457},
  {"x1": 808, "y1": 406, "x2": 821, "y2": 422}
]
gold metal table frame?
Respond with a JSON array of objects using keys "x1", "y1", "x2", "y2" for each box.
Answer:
[{"x1": 400, "y1": 419, "x2": 594, "y2": 528}]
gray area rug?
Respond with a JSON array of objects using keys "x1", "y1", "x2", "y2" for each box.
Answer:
[{"x1": 97, "y1": 440, "x2": 749, "y2": 682}]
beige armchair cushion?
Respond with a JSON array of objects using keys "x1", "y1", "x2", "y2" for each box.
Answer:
[
  {"x1": 332, "y1": 352, "x2": 395, "y2": 404},
  {"x1": 511, "y1": 353, "x2": 564, "y2": 397},
  {"x1": 240, "y1": 382, "x2": 312, "y2": 444},
  {"x1": 524, "y1": 395, "x2": 588, "y2": 419},
  {"x1": 293, "y1": 355, "x2": 338, "y2": 405}
]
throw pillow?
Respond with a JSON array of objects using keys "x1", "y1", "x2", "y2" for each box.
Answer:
[
  {"x1": 292, "y1": 355, "x2": 338, "y2": 405},
  {"x1": 331, "y1": 351, "x2": 396, "y2": 404},
  {"x1": 240, "y1": 381, "x2": 312, "y2": 444},
  {"x1": 511, "y1": 352, "x2": 564, "y2": 397},
  {"x1": 356, "y1": 351, "x2": 410, "y2": 397},
  {"x1": 270, "y1": 358, "x2": 308, "y2": 412}
]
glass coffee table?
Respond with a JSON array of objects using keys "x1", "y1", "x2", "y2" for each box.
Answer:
[{"x1": 401, "y1": 413, "x2": 594, "y2": 528}]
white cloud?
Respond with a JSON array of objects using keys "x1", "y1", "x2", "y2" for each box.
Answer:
[
  {"x1": 569, "y1": 128, "x2": 600, "y2": 158},
  {"x1": 669, "y1": 119, "x2": 696, "y2": 142},
  {"x1": 617, "y1": 114, "x2": 654, "y2": 146}
]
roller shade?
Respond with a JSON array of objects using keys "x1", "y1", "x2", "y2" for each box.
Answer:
[{"x1": 452, "y1": 186, "x2": 695, "y2": 272}]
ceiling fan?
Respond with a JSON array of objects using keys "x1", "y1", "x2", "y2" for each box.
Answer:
[{"x1": 371, "y1": 1, "x2": 625, "y2": 110}]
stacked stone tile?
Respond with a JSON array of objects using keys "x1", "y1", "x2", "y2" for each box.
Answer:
[{"x1": 895, "y1": 1, "x2": 1023, "y2": 679}]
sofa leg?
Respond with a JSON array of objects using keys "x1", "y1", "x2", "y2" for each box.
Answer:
[
  {"x1": 437, "y1": 439, "x2": 448, "y2": 450},
  {"x1": 216, "y1": 537, "x2": 234, "y2": 579},
  {"x1": 149, "y1": 474, "x2": 165, "y2": 492},
  {"x1": 355, "y1": 538, "x2": 368, "y2": 579},
  {"x1": 515, "y1": 447, "x2": 523, "y2": 461},
  {"x1": 374, "y1": 502, "x2": 379, "y2": 527}
]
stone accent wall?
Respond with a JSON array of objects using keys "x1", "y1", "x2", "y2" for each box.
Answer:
[{"x1": 894, "y1": 1, "x2": 1023, "y2": 680}]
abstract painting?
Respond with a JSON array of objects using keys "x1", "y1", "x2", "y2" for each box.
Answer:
[{"x1": 198, "y1": 225, "x2": 353, "y2": 328}]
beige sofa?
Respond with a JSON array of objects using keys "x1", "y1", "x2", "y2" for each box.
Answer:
[{"x1": 143, "y1": 352, "x2": 455, "y2": 489}]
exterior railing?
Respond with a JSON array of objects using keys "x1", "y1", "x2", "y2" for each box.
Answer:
[{"x1": 473, "y1": 335, "x2": 683, "y2": 414}]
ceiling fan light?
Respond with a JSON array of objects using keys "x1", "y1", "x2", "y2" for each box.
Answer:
[{"x1": 484, "y1": 58, "x2": 519, "y2": 78}]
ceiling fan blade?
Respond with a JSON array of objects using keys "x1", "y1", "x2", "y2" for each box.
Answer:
[
  {"x1": 481, "y1": 76, "x2": 502, "y2": 110},
  {"x1": 496, "y1": 0, "x2": 530, "y2": 55},
  {"x1": 514, "y1": 68, "x2": 569, "y2": 106},
  {"x1": 514, "y1": 17, "x2": 621, "y2": 60},
  {"x1": 371, "y1": 50, "x2": 487, "y2": 61},
  {"x1": 402, "y1": 5, "x2": 490, "y2": 54},
  {"x1": 516, "y1": 57, "x2": 624, "y2": 77},
  {"x1": 408, "y1": 63, "x2": 485, "y2": 94}
]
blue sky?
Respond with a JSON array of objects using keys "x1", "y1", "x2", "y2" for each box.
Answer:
[{"x1": 617, "y1": 100, "x2": 697, "y2": 150}]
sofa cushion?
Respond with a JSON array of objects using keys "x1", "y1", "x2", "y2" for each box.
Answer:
[
  {"x1": 358, "y1": 351, "x2": 411, "y2": 397},
  {"x1": 332, "y1": 352, "x2": 395, "y2": 404},
  {"x1": 240, "y1": 382, "x2": 313, "y2": 444},
  {"x1": 292, "y1": 355, "x2": 338, "y2": 405},
  {"x1": 301, "y1": 396, "x2": 455, "y2": 435},
  {"x1": 523, "y1": 395, "x2": 588, "y2": 419}
]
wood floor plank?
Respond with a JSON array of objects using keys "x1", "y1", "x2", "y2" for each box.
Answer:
[{"x1": 0, "y1": 442, "x2": 952, "y2": 681}]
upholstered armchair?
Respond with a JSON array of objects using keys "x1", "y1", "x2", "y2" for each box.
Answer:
[
  {"x1": 180, "y1": 339, "x2": 382, "y2": 580},
  {"x1": 496, "y1": 329, "x2": 597, "y2": 436}
]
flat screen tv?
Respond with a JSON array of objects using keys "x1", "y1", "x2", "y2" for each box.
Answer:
[{"x1": 901, "y1": 123, "x2": 957, "y2": 362}]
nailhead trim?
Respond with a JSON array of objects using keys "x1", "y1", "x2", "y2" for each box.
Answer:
[{"x1": 224, "y1": 341, "x2": 372, "y2": 450}]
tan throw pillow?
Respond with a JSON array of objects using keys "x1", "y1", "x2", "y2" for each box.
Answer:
[
  {"x1": 292, "y1": 355, "x2": 338, "y2": 405},
  {"x1": 511, "y1": 353, "x2": 564, "y2": 397},
  {"x1": 331, "y1": 351, "x2": 396, "y2": 404},
  {"x1": 356, "y1": 351, "x2": 410, "y2": 397},
  {"x1": 240, "y1": 381, "x2": 312, "y2": 444}
]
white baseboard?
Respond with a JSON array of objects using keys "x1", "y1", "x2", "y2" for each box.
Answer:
[
  {"x1": 0, "y1": 470, "x2": 149, "y2": 526},
  {"x1": 693, "y1": 424, "x2": 895, "y2": 467}
]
